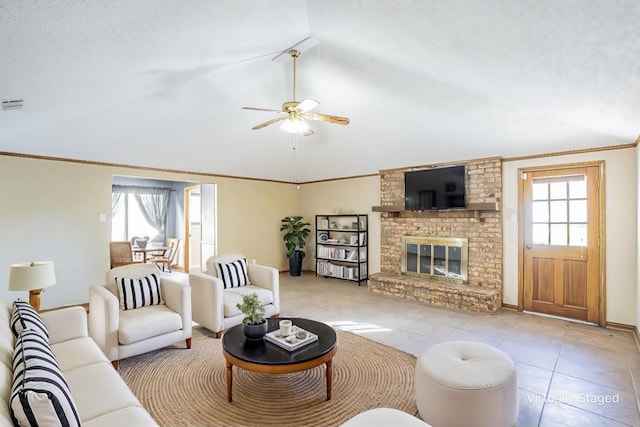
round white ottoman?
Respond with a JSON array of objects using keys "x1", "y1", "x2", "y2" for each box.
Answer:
[{"x1": 415, "y1": 341, "x2": 518, "y2": 427}]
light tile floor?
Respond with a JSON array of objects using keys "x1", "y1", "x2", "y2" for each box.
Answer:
[{"x1": 189, "y1": 272, "x2": 640, "y2": 426}]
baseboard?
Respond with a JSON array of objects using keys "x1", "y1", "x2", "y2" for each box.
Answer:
[
  {"x1": 279, "y1": 269, "x2": 315, "y2": 274},
  {"x1": 501, "y1": 303, "x2": 518, "y2": 311},
  {"x1": 606, "y1": 321, "x2": 640, "y2": 352},
  {"x1": 605, "y1": 321, "x2": 636, "y2": 331}
]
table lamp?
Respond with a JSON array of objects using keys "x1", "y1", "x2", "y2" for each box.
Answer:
[{"x1": 9, "y1": 261, "x2": 56, "y2": 312}]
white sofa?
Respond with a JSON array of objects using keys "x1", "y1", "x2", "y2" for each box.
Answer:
[
  {"x1": 0, "y1": 301, "x2": 158, "y2": 426},
  {"x1": 89, "y1": 264, "x2": 192, "y2": 367},
  {"x1": 189, "y1": 254, "x2": 280, "y2": 337}
]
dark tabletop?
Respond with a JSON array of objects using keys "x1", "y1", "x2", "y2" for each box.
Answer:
[{"x1": 222, "y1": 318, "x2": 337, "y2": 365}]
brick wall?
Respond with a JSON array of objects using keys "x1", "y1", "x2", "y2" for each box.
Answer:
[{"x1": 378, "y1": 158, "x2": 503, "y2": 289}]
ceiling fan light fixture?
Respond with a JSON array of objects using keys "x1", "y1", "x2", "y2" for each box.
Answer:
[
  {"x1": 281, "y1": 117, "x2": 309, "y2": 134},
  {"x1": 244, "y1": 48, "x2": 349, "y2": 134}
]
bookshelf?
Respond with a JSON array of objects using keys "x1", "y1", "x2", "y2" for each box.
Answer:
[{"x1": 315, "y1": 214, "x2": 368, "y2": 286}]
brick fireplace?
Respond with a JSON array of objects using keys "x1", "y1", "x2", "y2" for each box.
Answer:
[{"x1": 369, "y1": 158, "x2": 503, "y2": 314}]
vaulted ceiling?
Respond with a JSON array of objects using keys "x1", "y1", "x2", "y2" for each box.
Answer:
[{"x1": 1, "y1": 1, "x2": 638, "y2": 183}]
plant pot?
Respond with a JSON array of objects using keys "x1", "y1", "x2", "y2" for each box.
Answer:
[
  {"x1": 289, "y1": 251, "x2": 303, "y2": 276},
  {"x1": 242, "y1": 320, "x2": 268, "y2": 340}
]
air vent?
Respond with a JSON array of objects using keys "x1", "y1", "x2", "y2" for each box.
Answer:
[{"x1": 2, "y1": 99, "x2": 23, "y2": 111}]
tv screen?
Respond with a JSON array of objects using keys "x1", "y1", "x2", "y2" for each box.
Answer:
[{"x1": 404, "y1": 166, "x2": 466, "y2": 211}]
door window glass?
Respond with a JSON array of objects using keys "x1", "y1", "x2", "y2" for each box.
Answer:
[
  {"x1": 532, "y1": 201, "x2": 549, "y2": 222},
  {"x1": 531, "y1": 175, "x2": 587, "y2": 247},
  {"x1": 532, "y1": 224, "x2": 549, "y2": 245}
]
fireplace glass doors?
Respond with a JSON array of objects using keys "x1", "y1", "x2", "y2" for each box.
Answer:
[{"x1": 402, "y1": 237, "x2": 468, "y2": 283}]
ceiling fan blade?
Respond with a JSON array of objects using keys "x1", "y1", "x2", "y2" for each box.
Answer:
[
  {"x1": 296, "y1": 98, "x2": 319, "y2": 113},
  {"x1": 242, "y1": 106, "x2": 283, "y2": 113},
  {"x1": 252, "y1": 116, "x2": 285, "y2": 130},
  {"x1": 303, "y1": 112, "x2": 350, "y2": 126}
]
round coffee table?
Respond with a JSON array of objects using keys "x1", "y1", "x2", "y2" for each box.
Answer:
[{"x1": 222, "y1": 318, "x2": 337, "y2": 402}]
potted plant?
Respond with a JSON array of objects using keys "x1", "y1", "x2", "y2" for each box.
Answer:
[
  {"x1": 236, "y1": 292, "x2": 267, "y2": 340},
  {"x1": 280, "y1": 216, "x2": 311, "y2": 276}
]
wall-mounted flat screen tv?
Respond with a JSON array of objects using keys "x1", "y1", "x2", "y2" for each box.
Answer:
[{"x1": 404, "y1": 165, "x2": 466, "y2": 211}]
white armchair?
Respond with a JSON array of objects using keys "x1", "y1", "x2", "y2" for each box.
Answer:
[
  {"x1": 89, "y1": 263, "x2": 192, "y2": 368},
  {"x1": 189, "y1": 254, "x2": 280, "y2": 337}
]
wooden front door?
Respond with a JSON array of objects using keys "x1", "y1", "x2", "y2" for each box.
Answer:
[{"x1": 521, "y1": 163, "x2": 603, "y2": 324}]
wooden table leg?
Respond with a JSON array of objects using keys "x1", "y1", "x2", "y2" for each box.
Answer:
[
  {"x1": 226, "y1": 360, "x2": 233, "y2": 402},
  {"x1": 326, "y1": 359, "x2": 333, "y2": 400}
]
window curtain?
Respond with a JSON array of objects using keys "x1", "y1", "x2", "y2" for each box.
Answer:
[
  {"x1": 111, "y1": 192, "x2": 122, "y2": 217},
  {"x1": 134, "y1": 188, "x2": 171, "y2": 242},
  {"x1": 112, "y1": 185, "x2": 172, "y2": 242}
]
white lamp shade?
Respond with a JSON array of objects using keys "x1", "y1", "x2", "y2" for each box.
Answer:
[
  {"x1": 9, "y1": 261, "x2": 56, "y2": 292},
  {"x1": 281, "y1": 117, "x2": 309, "y2": 134}
]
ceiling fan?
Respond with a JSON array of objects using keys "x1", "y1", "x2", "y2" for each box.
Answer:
[{"x1": 242, "y1": 49, "x2": 350, "y2": 136}]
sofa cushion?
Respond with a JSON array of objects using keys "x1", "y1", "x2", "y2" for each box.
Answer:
[
  {"x1": 10, "y1": 300, "x2": 48, "y2": 340},
  {"x1": 118, "y1": 305, "x2": 182, "y2": 345},
  {"x1": 223, "y1": 285, "x2": 274, "y2": 317},
  {"x1": 10, "y1": 330, "x2": 81, "y2": 427},
  {"x1": 50, "y1": 337, "x2": 110, "y2": 373},
  {"x1": 82, "y1": 406, "x2": 158, "y2": 427},
  {"x1": 0, "y1": 331, "x2": 13, "y2": 372},
  {"x1": 0, "y1": 364, "x2": 12, "y2": 414},
  {"x1": 63, "y1": 362, "x2": 143, "y2": 424},
  {"x1": 215, "y1": 258, "x2": 250, "y2": 289},
  {"x1": 115, "y1": 273, "x2": 164, "y2": 311}
]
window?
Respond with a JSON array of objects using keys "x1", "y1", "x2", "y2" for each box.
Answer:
[
  {"x1": 111, "y1": 194, "x2": 159, "y2": 241},
  {"x1": 111, "y1": 185, "x2": 172, "y2": 243}
]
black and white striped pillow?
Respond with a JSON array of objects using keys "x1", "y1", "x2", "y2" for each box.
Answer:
[
  {"x1": 215, "y1": 258, "x2": 250, "y2": 289},
  {"x1": 10, "y1": 299, "x2": 49, "y2": 340},
  {"x1": 115, "y1": 273, "x2": 164, "y2": 311},
  {"x1": 10, "y1": 329, "x2": 82, "y2": 427}
]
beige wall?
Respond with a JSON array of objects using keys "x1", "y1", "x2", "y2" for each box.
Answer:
[
  {"x1": 0, "y1": 156, "x2": 111, "y2": 310},
  {"x1": 298, "y1": 176, "x2": 381, "y2": 275},
  {"x1": 214, "y1": 177, "x2": 298, "y2": 268},
  {"x1": 0, "y1": 155, "x2": 297, "y2": 310},
  {"x1": 502, "y1": 147, "x2": 637, "y2": 325}
]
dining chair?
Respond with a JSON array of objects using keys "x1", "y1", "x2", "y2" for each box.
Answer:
[
  {"x1": 130, "y1": 236, "x2": 149, "y2": 261},
  {"x1": 150, "y1": 238, "x2": 181, "y2": 272},
  {"x1": 110, "y1": 241, "x2": 135, "y2": 268}
]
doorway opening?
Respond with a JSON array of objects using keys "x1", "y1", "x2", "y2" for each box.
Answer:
[{"x1": 110, "y1": 176, "x2": 216, "y2": 273}]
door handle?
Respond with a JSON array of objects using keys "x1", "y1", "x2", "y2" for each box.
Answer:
[{"x1": 526, "y1": 244, "x2": 532, "y2": 249}]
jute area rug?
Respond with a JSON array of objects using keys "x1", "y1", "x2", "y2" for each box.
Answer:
[{"x1": 119, "y1": 330, "x2": 418, "y2": 427}]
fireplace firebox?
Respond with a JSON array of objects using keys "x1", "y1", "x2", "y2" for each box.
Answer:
[{"x1": 401, "y1": 236, "x2": 468, "y2": 283}]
